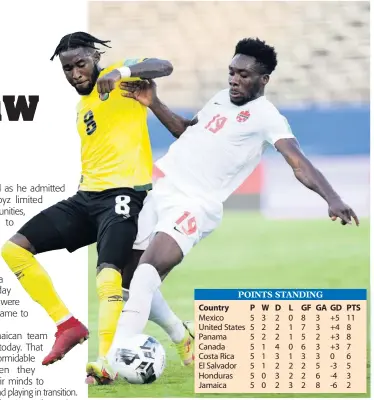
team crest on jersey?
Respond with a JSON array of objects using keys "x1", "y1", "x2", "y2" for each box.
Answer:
[
  {"x1": 236, "y1": 110, "x2": 250, "y2": 122},
  {"x1": 99, "y1": 93, "x2": 109, "y2": 101}
]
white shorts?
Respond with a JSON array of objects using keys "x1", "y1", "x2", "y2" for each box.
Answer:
[{"x1": 133, "y1": 177, "x2": 223, "y2": 256}]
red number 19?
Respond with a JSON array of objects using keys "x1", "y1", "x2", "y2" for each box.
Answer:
[
  {"x1": 175, "y1": 211, "x2": 197, "y2": 236},
  {"x1": 205, "y1": 114, "x2": 227, "y2": 134}
]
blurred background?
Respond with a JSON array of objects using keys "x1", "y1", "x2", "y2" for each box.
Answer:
[{"x1": 88, "y1": 2, "x2": 370, "y2": 397}]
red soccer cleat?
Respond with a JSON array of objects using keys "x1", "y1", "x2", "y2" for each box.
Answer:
[{"x1": 42, "y1": 317, "x2": 89, "y2": 366}]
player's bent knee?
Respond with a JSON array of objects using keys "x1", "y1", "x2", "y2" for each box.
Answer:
[
  {"x1": 1, "y1": 241, "x2": 12, "y2": 263},
  {"x1": 96, "y1": 266, "x2": 123, "y2": 301},
  {"x1": 139, "y1": 232, "x2": 184, "y2": 274},
  {"x1": 96, "y1": 263, "x2": 121, "y2": 275},
  {"x1": 1, "y1": 240, "x2": 34, "y2": 274},
  {"x1": 8, "y1": 233, "x2": 35, "y2": 254}
]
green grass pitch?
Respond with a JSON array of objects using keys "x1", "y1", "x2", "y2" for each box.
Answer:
[{"x1": 87, "y1": 212, "x2": 370, "y2": 398}]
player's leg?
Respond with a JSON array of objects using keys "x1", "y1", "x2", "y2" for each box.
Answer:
[
  {"x1": 107, "y1": 231, "x2": 195, "y2": 370},
  {"x1": 86, "y1": 218, "x2": 138, "y2": 384},
  {"x1": 96, "y1": 219, "x2": 138, "y2": 357},
  {"x1": 86, "y1": 188, "x2": 146, "y2": 383},
  {"x1": 118, "y1": 232, "x2": 195, "y2": 364},
  {"x1": 1, "y1": 195, "x2": 94, "y2": 364},
  {"x1": 1, "y1": 214, "x2": 70, "y2": 325},
  {"x1": 122, "y1": 251, "x2": 192, "y2": 362},
  {"x1": 130, "y1": 232, "x2": 185, "y2": 337},
  {"x1": 124, "y1": 198, "x2": 189, "y2": 347}
]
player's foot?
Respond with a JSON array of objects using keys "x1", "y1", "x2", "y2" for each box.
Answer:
[
  {"x1": 42, "y1": 317, "x2": 89, "y2": 366},
  {"x1": 183, "y1": 320, "x2": 195, "y2": 339},
  {"x1": 86, "y1": 357, "x2": 118, "y2": 385},
  {"x1": 175, "y1": 321, "x2": 195, "y2": 366}
]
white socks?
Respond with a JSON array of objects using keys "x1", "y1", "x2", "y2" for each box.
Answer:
[
  {"x1": 108, "y1": 263, "x2": 185, "y2": 357},
  {"x1": 120, "y1": 263, "x2": 161, "y2": 338},
  {"x1": 108, "y1": 264, "x2": 159, "y2": 354},
  {"x1": 123, "y1": 286, "x2": 185, "y2": 343}
]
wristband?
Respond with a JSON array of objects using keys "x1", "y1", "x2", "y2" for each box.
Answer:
[{"x1": 118, "y1": 66, "x2": 131, "y2": 78}]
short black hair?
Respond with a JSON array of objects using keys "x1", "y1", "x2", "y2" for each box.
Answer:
[
  {"x1": 234, "y1": 38, "x2": 277, "y2": 74},
  {"x1": 50, "y1": 32, "x2": 111, "y2": 61}
]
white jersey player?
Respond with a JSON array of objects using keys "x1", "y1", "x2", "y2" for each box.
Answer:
[
  {"x1": 87, "y1": 37, "x2": 359, "y2": 384},
  {"x1": 135, "y1": 88, "x2": 297, "y2": 256}
]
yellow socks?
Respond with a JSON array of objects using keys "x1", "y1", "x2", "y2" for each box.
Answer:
[
  {"x1": 96, "y1": 268, "x2": 123, "y2": 357},
  {"x1": 1, "y1": 241, "x2": 70, "y2": 323},
  {"x1": 2, "y1": 241, "x2": 124, "y2": 358}
]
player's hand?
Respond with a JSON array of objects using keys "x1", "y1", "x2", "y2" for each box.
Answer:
[
  {"x1": 120, "y1": 79, "x2": 157, "y2": 107},
  {"x1": 97, "y1": 70, "x2": 121, "y2": 94},
  {"x1": 328, "y1": 198, "x2": 359, "y2": 226}
]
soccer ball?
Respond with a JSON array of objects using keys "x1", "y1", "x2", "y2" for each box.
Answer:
[{"x1": 109, "y1": 334, "x2": 166, "y2": 384}]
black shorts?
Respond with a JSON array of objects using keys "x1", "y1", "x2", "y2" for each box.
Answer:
[{"x1": 18, "y1": 188, "x2": 147, "y2": 270}]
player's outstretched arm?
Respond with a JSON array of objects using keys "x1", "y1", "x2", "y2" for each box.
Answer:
[
  {"x1": 120, "y1": 80, "x2": 198, "y2": 138},
  {"x1": 97, "y1": 59, "x2": 173, "y2": 94},
  {"x1": 275, "y1": 138, "x2": 359, "y2": 226}
]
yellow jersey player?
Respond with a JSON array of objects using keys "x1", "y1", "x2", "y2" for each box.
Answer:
[{"x1": 1, "y1": 32, "x2": 173, "y2": 368}]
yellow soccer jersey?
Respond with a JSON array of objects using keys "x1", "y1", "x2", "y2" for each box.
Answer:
[{"x1": 76, "y1": 58, "x2": 153, "y2": 192}]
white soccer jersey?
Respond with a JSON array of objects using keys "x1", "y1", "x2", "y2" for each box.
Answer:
[{"x1": 156, "y1": 89, "x2": 295, "y2": 203}]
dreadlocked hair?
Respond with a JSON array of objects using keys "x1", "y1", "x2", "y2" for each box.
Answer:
[
  {"x1": 234, "y1": 38, "x2": 277, "y2": 74},
  {"x1": 50, "y1": 32, "x2": 111, "y2": 61}
]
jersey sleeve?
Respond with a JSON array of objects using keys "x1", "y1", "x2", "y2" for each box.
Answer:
[
  {"x1": 117, "y1": 58, "x2": 147, "y2": 82},
  {"x1": 263, "y1": 113, "x2": 295, "y2": 146}
]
